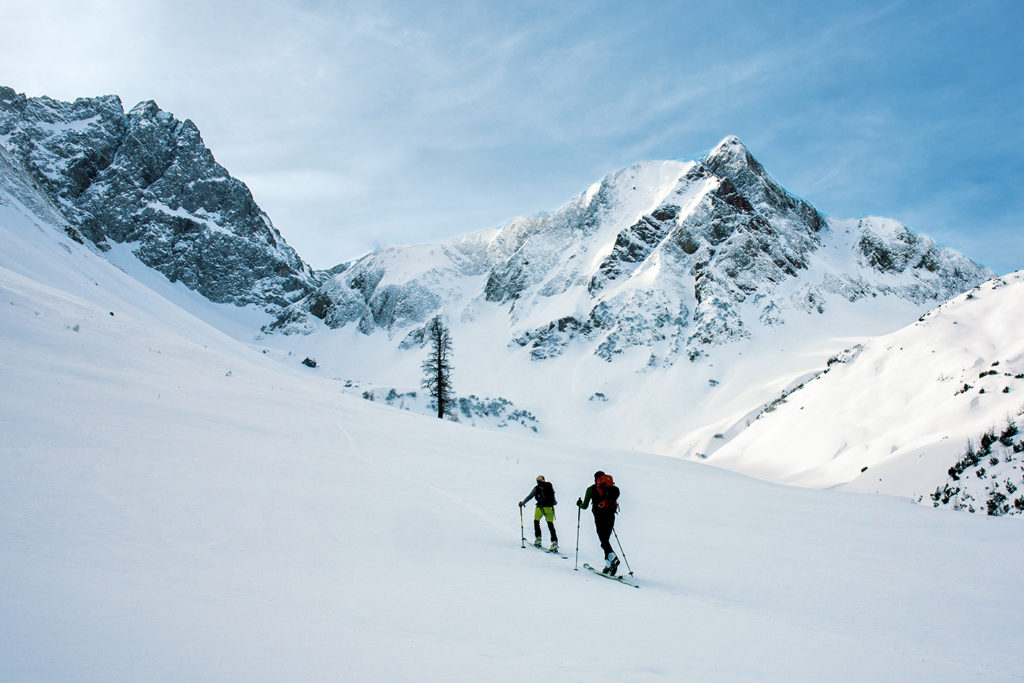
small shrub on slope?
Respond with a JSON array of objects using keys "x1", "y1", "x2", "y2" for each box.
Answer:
[
  {"x1": 1000, "y1": 421, "x2": 1019, "y2": 447},
  {"x1": 930, "y1": 418, "x2": 1024, "y2": 516}
]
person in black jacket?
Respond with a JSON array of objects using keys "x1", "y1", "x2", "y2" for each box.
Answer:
[
  {"x1": 577, "y1": 470, "x2": 620, "y2": 575},
  {"x1": 520, "y1": 475, "x2": 558, "y2": 551}
]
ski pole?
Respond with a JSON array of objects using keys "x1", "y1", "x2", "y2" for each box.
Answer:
[
  {"x1": 612, "y1": 527, "x2": 634, "y2": 577},
  {"x1": 574, "y1": 504, "x2": 581, "y2": 571},
  {"x1": 520, "y1": 504, "x2": 525, "y2": 548}
]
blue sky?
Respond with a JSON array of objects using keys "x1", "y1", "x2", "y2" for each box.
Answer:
[{"x1": 4, "y1": 0, "x2": 1022, "y2": 272}]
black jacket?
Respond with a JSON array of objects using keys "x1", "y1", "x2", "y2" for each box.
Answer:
[{"x1": 523, "y1": 481, "x2": 557, "y2": 507}]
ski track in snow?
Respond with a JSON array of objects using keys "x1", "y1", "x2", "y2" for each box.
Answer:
[{"x1": 335, "y1": 417, "x2": 510, "y2": 537}]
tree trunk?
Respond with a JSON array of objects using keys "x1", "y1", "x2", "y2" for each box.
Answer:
[{"x1": 436, "y1": 356, "x2": 445, "y2": 418}]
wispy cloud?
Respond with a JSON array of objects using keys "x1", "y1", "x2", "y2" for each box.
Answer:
[{"x1": 2, "y1": 0, "x2": 1022, "y2": 271}]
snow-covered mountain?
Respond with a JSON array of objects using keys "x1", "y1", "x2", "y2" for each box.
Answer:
[
  {"x1": 704, "y1": 270, "x2": 1024, "y2": 508},
  {"x1": 302, "y1": 136, "x2": 988, "y2": 366},
  {"x1": 2, "y1": 148, "x2": 1023, "y2": 681},
  {"x1": 277, "y1": 136, "x2": 993, "y2": 466},
  {"x1": 0, "y1": 86, "x2": 316, "y2": 319}
]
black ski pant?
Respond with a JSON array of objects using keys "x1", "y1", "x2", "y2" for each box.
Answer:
[
  {"x1": 593, "y1": 512, "x2": 615, "y2": 558},
  {"x1": 533, "y1": 519, "x2": 558, "y2": 542}
]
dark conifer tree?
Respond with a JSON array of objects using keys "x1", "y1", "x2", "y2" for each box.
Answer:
[{"x1": 421, "y1": 317, "x2": 454, "y2": 419}]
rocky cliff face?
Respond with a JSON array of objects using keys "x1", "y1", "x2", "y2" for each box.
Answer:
[
  {"x1": 0, "y1": 86, "x2": 315, "y2": 321},
  {"x1": 302, "y1": 136, "x2": 992, "y2": 365}
]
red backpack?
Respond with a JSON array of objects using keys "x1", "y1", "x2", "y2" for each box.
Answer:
[{"x1": 594, "y1": 474, "x2": 618, "y2": 511}]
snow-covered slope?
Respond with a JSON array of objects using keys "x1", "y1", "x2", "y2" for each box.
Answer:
[
  {"x1": 3, "y1": 155, "x2": 1024, "y2": 681},
  {"x1": 705, "y1": 272, "x2": 1024, "y2": 499}
]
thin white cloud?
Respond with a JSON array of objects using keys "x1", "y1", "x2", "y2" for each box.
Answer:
[{"x1": 2, "y1": 0, "x2": 1021, "y2": 273}]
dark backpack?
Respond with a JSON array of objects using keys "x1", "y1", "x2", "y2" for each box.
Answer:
[{"x1": 540, "y1": 481, "x2": 557, "y2": 506}]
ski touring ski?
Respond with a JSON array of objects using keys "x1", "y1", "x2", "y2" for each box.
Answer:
[
  {"x1": 582, "y1": 563, "x2": 639, "y2": 588},
  {"x1": 523, "y1": 543, "x2": 568, "y2": 559}
]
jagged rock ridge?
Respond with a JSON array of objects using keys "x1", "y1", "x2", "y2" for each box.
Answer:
[
  {"x1": 302, "y1": 136, "x2": 992, "y2": 365},
  {"x1": 0, "y1": 86, "x2": 315, "y2": 321}
]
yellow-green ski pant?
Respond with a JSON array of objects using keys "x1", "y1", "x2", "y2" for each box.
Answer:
[{"x1": 533, "y1": 506, "x2": 557, "y2": 541}]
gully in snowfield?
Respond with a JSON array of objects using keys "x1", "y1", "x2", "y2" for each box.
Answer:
[
  {"x1": 520, "y1": 475, "x2": 558, "y2": 552},
  {"x1": 577, "y1": 471, "x2": 620, "y2": 575}
]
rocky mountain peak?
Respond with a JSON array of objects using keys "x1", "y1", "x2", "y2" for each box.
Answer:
[
  {"x1": 128, "y1": 99, "x2": 163, "y2": 117},
  {"x1": 702, "y1": 135, "x2": 824, "y2": 236},
  {"x1": 0, "y1": 86, "x2": 316, "y2": 322},
  {"x1": 703, "y1": 135, "x2": 767, "y2": 186},
  {"x1": 707, "y1": 135, "x2": 753, "y2": 165}
]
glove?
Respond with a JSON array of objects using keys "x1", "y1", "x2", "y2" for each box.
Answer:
[
  {"x1": 518, "y1": 501, "x2": 524, "y2": 508},
  {"x1": 576, "y1": 497, "x2": 583, "y2": 507}
]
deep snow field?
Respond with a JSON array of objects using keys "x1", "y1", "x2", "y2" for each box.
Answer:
[{"x1": 2, "y1": 207, "x2": 1023, "y2": 681}]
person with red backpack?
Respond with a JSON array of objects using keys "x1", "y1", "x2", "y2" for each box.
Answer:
[
  {"x1": 519, "y1": 475, "x2": 558, "y2": 552},
  {"x1": 577, "y1": 471, "x2": 620, "y2": 575}
]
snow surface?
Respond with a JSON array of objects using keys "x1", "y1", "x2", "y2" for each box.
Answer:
[
  {"x1": 3, "y1": 151, "x2": 1024, "y2": 681},
  {"x1": 708, "y1": 272, "x2": 1024, "y2": 495}
]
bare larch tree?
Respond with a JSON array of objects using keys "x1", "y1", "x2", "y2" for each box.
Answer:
[{"x1": 421, "y1": 317, "x2": 454, "y2": 419}]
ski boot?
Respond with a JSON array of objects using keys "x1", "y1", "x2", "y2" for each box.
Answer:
[
  {"x1": 549, "y1": 541, "x2": 558, "y2": 553},
  {"x1": 533, "y1": 537, "x2": 542, "y2": 548},
  {"x1": 604, "y1": 551, "x2": 619, "y2": 576}
]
